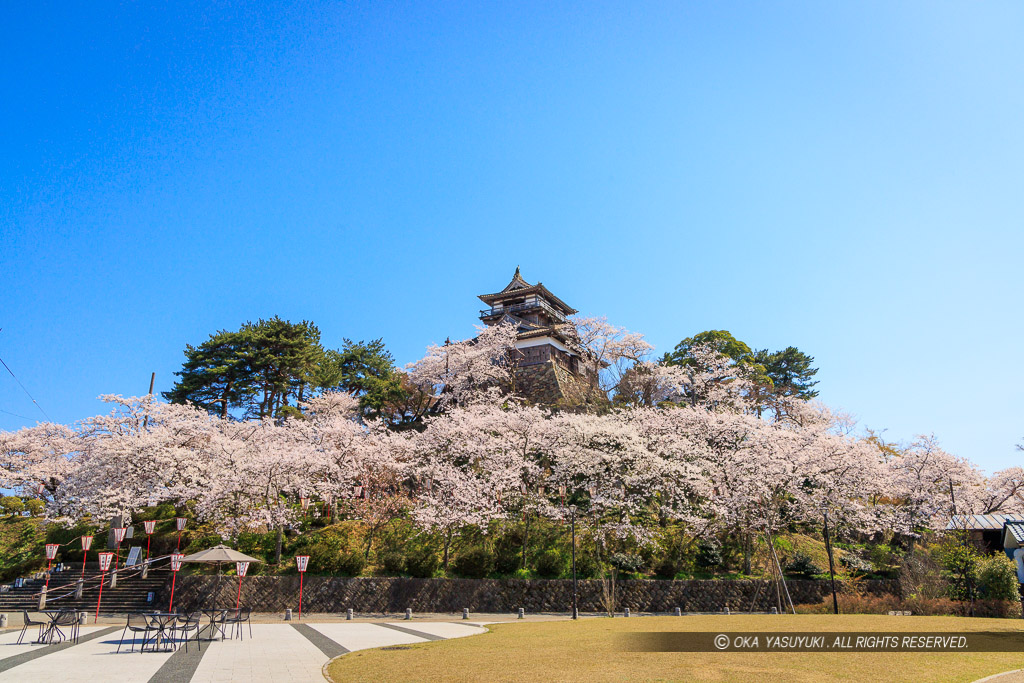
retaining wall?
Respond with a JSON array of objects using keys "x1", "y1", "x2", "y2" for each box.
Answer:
[{"x1": 162, "y1": 576, "x2": 899, "y2": 614}]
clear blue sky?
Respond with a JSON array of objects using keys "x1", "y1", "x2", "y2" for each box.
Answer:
[{"x1": 2, "y1": 2, "x2": 1021, "y2": 472}]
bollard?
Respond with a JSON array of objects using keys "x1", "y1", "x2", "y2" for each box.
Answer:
[
  {"x1": 462, "y1": 608, "x2": 469, "y2": 620},
  {"x1": 346, "y1": 609, "x2": 353, "y2": 621},
  {"x1": 724, "y1": 606, "x2": 730, "y2": 615},
  {"x1": 75, "y1": 579, "x2": 84, "y2": 600},
  {"x1": 624, "y1": 608, "x2": 630, "y2": 618},
  {"x1": 771, "y1": 607, "x2": 777, "y2": 614},
  {"x1": 517, "y1": 608, "x2": 524, "y2": 619},
  {"x1": 79, "y1": 612, "x2": 87, "y2": 625},
  {"x1": 405, "y1": 608, "x2": 412, "y2": 620},
  {"x1": 674, "y1": 607, "x2": 681, "y2": 616},
  {"x1": 38, "y1": 585, "x2": 47, "y2": 610},
  {"x1": 285, "y1": 608, "x2": 293, "y2": 621},
  {"x1": 0, "y1": 615, "x2": 6, "y2": 628}
]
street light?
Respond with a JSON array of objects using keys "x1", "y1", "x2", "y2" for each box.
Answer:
[
  {"x1": 95, "y1": 552, "x2": 114, "y2": 622},
  {"x1": 44, "y1": 544, "x2": 58, "y2": 589},
  {"x1": 569, "y1": 504, "x2": 578, "y2": 620},
  {"x1": 168, "y1": 553, "x2": 184, "y2": 612},
  {"x1": 175, "y1": 517, "x2": 187, "y2": 551},
  {"x1": 296, "y1": 555, "x2": 310, "y2": 620},
  {"x1": 143, "y1": 520, "x2": 156, "y2": 562},
  {"x1": 80, "y1": 535, "x2": 93, "y2": 579},
  {"x1": 113, "y1": 527, "x2": 127, "y2": 569}
]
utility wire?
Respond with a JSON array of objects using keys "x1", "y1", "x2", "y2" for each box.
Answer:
[
  {"x1": 0, "y1": 407, "x2": 34, "y2": 421},
  {"x1": 0, "y1": 354, "x2": 52, "y2": 422}
]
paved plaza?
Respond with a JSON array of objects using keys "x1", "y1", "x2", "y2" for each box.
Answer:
[{"x1": 0, "y1": 617, "x2": 491, "y2": 682}]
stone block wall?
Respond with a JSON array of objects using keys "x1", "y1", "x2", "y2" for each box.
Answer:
[{"x1": 161, "y1": 576, "x2": 899, "y2": 614}]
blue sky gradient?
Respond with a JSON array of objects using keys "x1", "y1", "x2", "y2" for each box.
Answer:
[{"x1": 2, "y1": 2, "x2": 1022, "y2": 471}]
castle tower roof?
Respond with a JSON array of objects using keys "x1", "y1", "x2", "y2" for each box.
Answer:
[{"x1": 477, "y1": 267, "x2": 577, "y2": 316}]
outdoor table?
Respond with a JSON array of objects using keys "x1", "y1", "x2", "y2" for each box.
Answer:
[
  {"x1": 142, "y1": 612, "x2": 178, "y2": 652},
  {"x1": 200, "y1": 609, "x2": 228, "y2": 641},
  {"x1": 33, "y1": 609, "x2": 70, "y2": 645}
]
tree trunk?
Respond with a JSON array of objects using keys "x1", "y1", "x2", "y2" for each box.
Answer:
[
  {"x1": 442, "y1": 529, "x2": 453, "y2": 569},
  {"x1": 274, "y1": 524, "x2": 283, "y2": 565}
]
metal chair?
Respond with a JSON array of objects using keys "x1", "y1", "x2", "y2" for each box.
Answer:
[
  {"x1": 174, "y1": 612, "x2": 202, "y2": 652},
  {"x1": 116, "y1": 613, "x2": 155, "y2": 653},
  {"x1": 53, "y1": 610, "x2": 80, "y2": 644},
  {"x1": 225, "y1": 608, "x2": 252, "y2": 640},
  {"x1": 16, "y1": 611, "x2": 45, "y2": 645}
]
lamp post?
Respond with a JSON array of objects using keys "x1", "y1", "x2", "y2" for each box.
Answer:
[
  {"x1": 295, "y1": 555, "x2": 310, "y2": 620},
  {"x1": 44, "y1": 544, "x2": 59, "y2": 589},
  {"x1": 175, "y1": 517, "x2": 187, "y2": 550},
  {"x1": 95, "y1": 551, "x2": 114, "y2": 622},
  {"x1": 142, "y1": 520, "x2": 156, "y2": 562},
  {"x1": 168, "y1": 553, "x2": 183, "y2": 612},
  {"x1": 569, "y1": 505, "x2": 578, "y2": 620},
  {"x1": 235, "y1": 561, "x2": 249, "y2": 609},
  {"x1": 822, "y1": 509, "x2": 839, "y2": 615},
  {"x1": 80, "y1": 535, "x2": 93, "y2": 579},
  {"x1": 112, "y1": 527, "x2": 127, "y2": 569}
]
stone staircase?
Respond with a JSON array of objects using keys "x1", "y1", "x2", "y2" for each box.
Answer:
[{"x1": 0, "y1": 563, "x2": 169, "y2": 614}]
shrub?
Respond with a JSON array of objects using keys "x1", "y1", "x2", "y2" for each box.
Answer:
[
  {"x1": 608, "y1": 552, "x2": 643, "y2": 574},
  {"x1": 695, "y1": 542, "x2": 721, "y2": 570},
  {"x1": 452, "y1": 547, "x2": 494, "y2": 579},
  {"x1": 784, "y1": 552, "x2": 823, "y2": 578},
  {"x1": 839, "y1": 554, "x2": 874, "y2": 574},
  {"x1": 978, "y1": 554, "x2": 1020, "y2": 601},
  {"x1": 536, "y1": 550, "x2": 567, "y2": 578},
  {"x1": 406, "y1": 547, "x2": 439, "y2": 578},
  {"x1": 797, "y1": 594, "x2": 1021, "y2": 618},
  {"x1": 492, "y1": 531, "x2": 524, "y2": 575},
  {"x1": 573, "y1": 551, "x2": 601, "y2": 579},
  {"x1": 379, "y1": 551, "x2": 406, "y2": 576},
  {"x1": 336, "y1": 552, "x2": 366, "y2": 577},
  {"x1": 0, "y1": 497, "x2": 24, "y2": 516}
]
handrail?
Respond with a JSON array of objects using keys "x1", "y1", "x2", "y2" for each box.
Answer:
[{"x1": 8, "y1": 554, "x2": 176, "y2": 605}]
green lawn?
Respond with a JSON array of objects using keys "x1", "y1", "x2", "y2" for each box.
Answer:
[{"x1": 327, "y1": 614, "x2": 1024, "y2": 683}]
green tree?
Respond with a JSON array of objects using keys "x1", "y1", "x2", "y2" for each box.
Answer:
[
  {"x1": 319, "y1": 339, "x2": 405, "y2": 418},
  {"x1": 663, "y1": 330, "x2": 755, "y2": 368},
  {"x1": 752, "y1": 346, "x2": 819, "y2": 400},
  {"x1": 0, "y1": 496, "x2": 24, "y2": 516},
  {"x1": 164, "y1": 329, "x2": 255, "y2": 418},
  {"x1": 166, "y1": 319, "x2": 407, "y2": 421}
]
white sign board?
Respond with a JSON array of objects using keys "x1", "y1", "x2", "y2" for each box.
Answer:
[{"x1": 125, "y1": 546, "x2": 142, "y2": 567}]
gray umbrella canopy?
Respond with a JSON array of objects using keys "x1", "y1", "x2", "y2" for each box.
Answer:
[{"x1": 181, "y1": 545, "x2": 261, "y2": 564}]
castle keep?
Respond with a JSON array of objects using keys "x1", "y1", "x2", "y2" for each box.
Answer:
[{"x1": 478, "y1": 268, "x2": 606, "y2": 407}]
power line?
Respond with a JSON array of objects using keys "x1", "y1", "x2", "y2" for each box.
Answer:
[
  {"x1": 0, "y1": 407, "x2": 34, "y2": 421},
  {"x1": 0, "y1": 355, "x2": 52, "y2": 422}
]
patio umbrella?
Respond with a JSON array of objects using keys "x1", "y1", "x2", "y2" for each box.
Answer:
[{"x1": 180, "y1": 545, "x2": 262, "y2": 607}]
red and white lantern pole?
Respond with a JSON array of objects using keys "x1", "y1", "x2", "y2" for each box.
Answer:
[
  {"x1": 80, "y1": 535, "x2": 93, "y2": 579},
  {"x1": 95, "y1": 551, "x2": 114, "y2": 622},
  {"x1": 113, "y1": 527, "x2": 127, "y2": 569},
  {"x1": 44, "y1": 544, "x2": 59, "y2": 589},
  {"x1": 168, "y1": 553, "x2": 183, "y2": 612},
  {"x1": 143, "y1": 520, "x2": 156, "y2": 562},
  {"x1": 295, "y1": 555, "x2": 309, "y2": 620},
  {"x1": 235, "y1": 561, "x2": 249, "y2": 609},
  {"x1": 175, "y1": 517, "x2": 187, "y2": 551},
  {"x1": 300, "y1": 497, "x2": 310, "y2": 514}
]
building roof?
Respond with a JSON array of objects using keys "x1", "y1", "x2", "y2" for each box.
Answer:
[
  {"x1": 478, "y1": 267, "x2": 578, "y2": 315},
  {"x1": 945, "y1": 513, "x2": 1024, "y2": 531},
  {"x1": 1002, "y1": 521, "x2": 1024, "y2": 549}
]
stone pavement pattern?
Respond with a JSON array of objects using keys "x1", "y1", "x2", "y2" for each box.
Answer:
[{"x1": 0, "y1": 620, "x2": 487, "y2": 682}]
